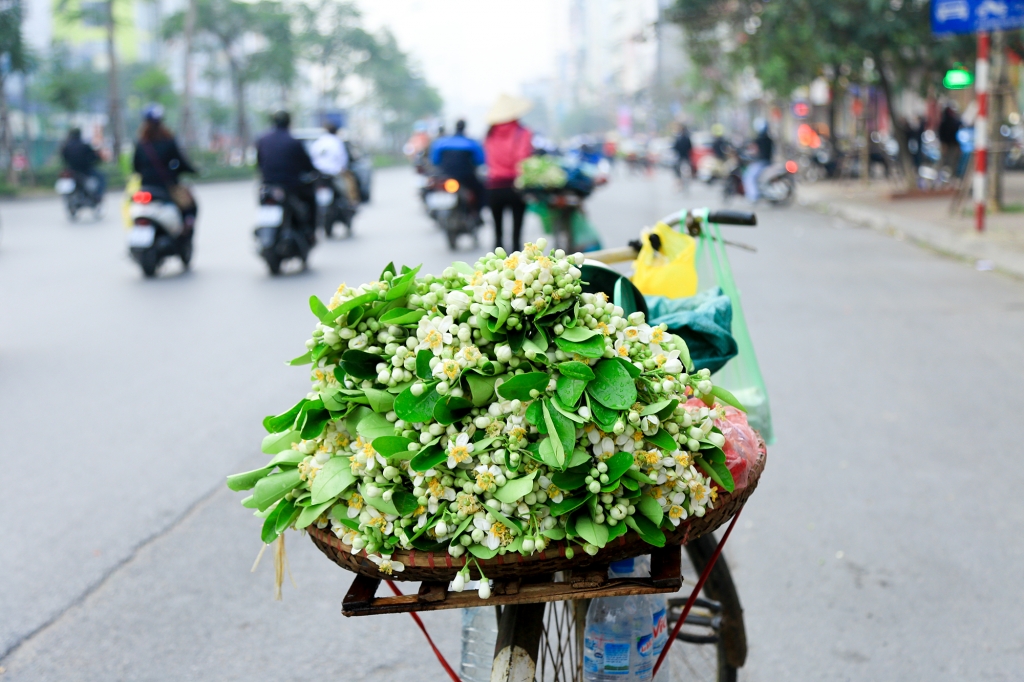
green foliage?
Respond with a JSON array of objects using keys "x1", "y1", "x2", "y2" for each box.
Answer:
[{"x1": 35, "y1": 43, "x2": 102, "y2": 114}]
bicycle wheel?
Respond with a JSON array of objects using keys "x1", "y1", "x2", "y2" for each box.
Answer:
[{"x1": 529, "y1": 535, "x2": 746, "y2": 682}]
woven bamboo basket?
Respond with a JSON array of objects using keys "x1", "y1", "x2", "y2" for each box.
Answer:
[{"x1": 309, "y1": 445, "x2": 765, "y2": 582}]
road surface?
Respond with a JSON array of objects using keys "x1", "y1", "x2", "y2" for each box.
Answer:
[{"x1": 1, "y1": 168, "x2": 1022, "y2": 680}]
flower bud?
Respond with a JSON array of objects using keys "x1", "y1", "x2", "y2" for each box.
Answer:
[
  {"x1": 479, "y1": 581, "x2": 492, "y2": 599},
  {"x1": 452, "y1": 571, "x2": 465, "y2": 592}
]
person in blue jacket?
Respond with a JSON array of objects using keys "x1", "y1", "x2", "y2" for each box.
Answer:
[{"x1": 430, "y1": 119, "x2": 485, "y2": 223}]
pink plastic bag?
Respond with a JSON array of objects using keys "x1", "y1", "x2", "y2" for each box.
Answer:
[{"x1": 684, "y1": 400, "x2": 759, "y2": 490}]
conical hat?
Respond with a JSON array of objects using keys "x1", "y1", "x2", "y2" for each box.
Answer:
[{"x1": 486, "y1": 94, "x2": 534, "y2": 126}]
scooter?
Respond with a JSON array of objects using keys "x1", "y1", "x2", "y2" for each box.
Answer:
[
  {"x1": 254, "y1": 182, "x2": 317, "y2": 275},
  {"x1": 723, "y1": 154, "x2": 797, "y2": 206},
  {"x1": 55, "y1": 170, "x2": 103, "y2": 220},
  {"x1": 127, "y1": 186, "x2": 192, "y2": 277},
  {"x1": 315, "y1": 176, "x2": 355, "y2": 238},
  {"x1": 423, "y1": 176, "x2": 480, "y2": 250}
]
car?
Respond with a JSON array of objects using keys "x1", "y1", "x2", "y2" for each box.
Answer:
[{"x1": 935, "y1": 0, "x2": 970, "y2": 21}]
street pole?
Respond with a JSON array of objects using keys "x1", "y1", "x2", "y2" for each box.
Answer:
[{"x1": 974, "y1": 32, "x2": 989, "y2": 232}]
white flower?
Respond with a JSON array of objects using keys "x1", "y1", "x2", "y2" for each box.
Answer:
[
  {"x1": 446, "y1": 290, "x2": 471, "y2": 316},
  {"x1": 346, "y1": 493, "x2": 364, "y2": 518},
  {"x1": 433, "y1": 357, "x2": 461, "y2": 381},
  {"x1": 478, "y1": 580, "x2": 492, "y2": 599},
  {"x1": 473, "y1": 464, "x2": 503, "y2": 492},
  {"x1": 446, "y1": 432, "x2": 475, "y2": 468},
  {"x1": 368, "y1": 554, "x2": 404, "y2": 575},
  {"x1": 473, "y1": 282, "x2": 499, "y2": 305},
  {"x1": 502, "y1": 277, "x2": 528, "y2": 300},
  {"x1": 417, "y1": 315, "x2": 455, "y2": 355},
  {"x1": 613, "y1": 337, "x2": 631, "y2": 359},
  {"x1": 667, "y1": 504, "x2": 688, "y2": 526},
  {"x1": 640, "y1": 414, "x2": 660, "y2": 436},
  {"x1": 456, "y1": 345, "x2": 482, "y2": 366},
  {"x1": 348, "y1": 333, "x2": 369, "y2": 350},
  {"x1": 653, "y1": 348, "x2": 683, "y2": 374},
  {"x1": 494, "y1": 344, "x2": 513, "y2": 363},
  {"x1": 452, "y1": 572, "x2": 466, "y2": 592},
  {"x1": 539, "y1": 475, "x2": 563, "y2": 504}
]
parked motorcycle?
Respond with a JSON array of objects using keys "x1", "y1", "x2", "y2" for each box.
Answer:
[
  {"x1": 315, "y1": 176, "x2": 355, "y2": 238},
  {"x1": 55, "y1": 170, "x2": 103, "y2": 220},
  {"x1": 423, "y1": 176, "x2": 480, "y2": 250},
  {"x1": 127, "y1": 186, "x2": 192, "y2": 277},
  {"x1": 723, "y1": 157, "x2": 797, "y2": 206},
  {"x1": 253, "y1": 182, "x2": 317, "y2": 275}
]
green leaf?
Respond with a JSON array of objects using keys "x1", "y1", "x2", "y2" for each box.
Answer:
[
  {"x1": 433, "y1": 395, "x2": 473, "y2": 426},
  {"x1": 226, "y1": 466, "x2": 273, "y2": 492},
  {"x1": 356, "y1": 411, "x2": 395, "y2": 441},
  {"x1": 363, "y1": 387, "x2": 395, "y2": 414},
  {"x1": 625, "y1": 514, "x2": 666, "y2": 547},
  {"x1": 299, "y1": 406, "x2": 330, "y2": 440},
  {"x1": 329, "y1": 291, "x2": 378, "y2": 322},
  {"x1": 372, "y1": 436, "x2": 414, "y2": 458},
  {"x1": 574, "y1": 516, "x2": 610, "y2": 548},
  {"x1": 695, "y1": 453, "x2": 736, "y2": 493},
  {"x1": 394, "y1": 384, "x2": 442, "y2": 423},
  {"x1": 360, "y1": 486, "x2": 399, "y2": 516},
  {"x1": 263, "y1": 398, "x2": 306, "y2": 433},
  {"x1": 287, "y1": 351, "x2": 313, "y2": 366},
  {"x1": 522, "y1": 336, "x2": 546, "y2": 356},
  {"x1": 340, "y1": 349, "x2": 381, "y2": 380},
  {"x1": 547, "y1": 492, "x2": 593, "y2": 517},
  {"x1": 541, "y1": 527, "x2": 566, "y2": 540},
  {"x1": 253, "y1": 469, "x2": 303, "y2": 512},
  {"x1": 380, "y1": 261, "x2": 396, "y2": 279},
  {"x1": 268, "y1": 450, "x2": 305, "y2": 467},
  {"x1": 506, "y1": 326, "x2": 526, "y2": 352},
  {"x1": 415, "y1": 349, "x2": 433, "y2": 380},
  {"x1": 607, "y1": 520, "x2": 629, "y2": 543},
  {"x1": 311, "y1": 457, "x2": 357, "y2": 504},
  {"x1": 487, "y1": 297, "x2": 512, "y2": 332},
  {"x1": 309, "y1": 295, "x2": 332, "y2": 322},
  {"x1": 589, "y1": 397, "x2": 619, "y2": 432},
  {"x1": 641, "y1": 399, "x2": 675, "y2": 417},
  {"x1": 525, "y1": 399, "x2": 545, "y2": 431},
  {"x1": 379, "y1": 307, "x2": 428, "y2": 326},
  {"x1": 551, "y1": 396, "x2": 585, "y2": 423},
  {"x1": 495, "y1": 372, "x2": 550, "y2": 400},
  {"x1": 468, "y1": 544, "x2": 499, "y2": 560},
  {"x1": 260, "y1": 430, "x2": 300, "y2": 455},
  {"x1": 241, "y1": 494, "x2": 258, "y2": 509},
  {"x1": 451, "y1": 260, "x2": 475, "y2": 275},
  {"x1": 604, "y1": 451, "x2": 634, "y2": 483},
  {"x1": 545, "y1": 400, "x2": 576, "y2": 466},
  {"x1": 556, "y1": 374, "x2": 587, "y2": 407},
  {"x1": 558, "y1": 326, "x2": 600, "y2": 342},
  {"x1": 644, "y1": 428, "x2": 677, "y2": 452},
  {"x1": 551, "y1": 469, "x2": 588, "y2": 491},
  {"x1": 410, "y1": 444, "x2": 447, "y2": 472},
  {"x1": 588, "y1": 359, "x2": 637, "y2": 410},
  {"x1": 465, "y1": 372, "x2": 498, "y2": 406},
  {"x1": 537, "y1": 437, "x2": 560, "y2": 469},
  {"x1": 568, "y1": 448, "x2": 591, "y2": 468},
  {"x1": 637, "y1": 494, "x2": 664, "y2": 526},
  {"x1": 625, "y1": 469, "x2": 657, "y2": 485},
  {"x1": 615, "y1": 357, "x2": 642, "y2": 379},
  {"x1": 385, "y1": 266, "x2": 421, "y2": 301},
  {"x1": 296, "y1": 500, "x2": 334, "y2": 529},
  {"x1": 554, "y1": 334, "x2": 606, "y2": 358},
  {"x1": 261, "y1": 500, "x2": 290, "y2": 543},
  {"x1": 311, "y1": 343, "x2": 331, "y2": 363},
  {"x1": 621, "y1": 476, "x2": 639, "y2": 491},
  {"x1": 494, "y1": 470, "x2": 538, "y2": 504},
  {"x1": 391, "y1": 489, "x2": 421, "y2": 516},
  {"x1": 320, "y1": 387, "x2": 347, "y2": 411},
  {"x1": 710, "y1": 385, "x2": 747, "y2": 413},
  {"x1": 541, "y1": 403, "x2": 566, "y2": 468},
  {"x1": 557, "y1": 361, "x2": 595, "y2": 381}
]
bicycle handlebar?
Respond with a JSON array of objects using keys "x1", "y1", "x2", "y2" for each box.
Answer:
[{"x1": 707, "y1": 210, "x2": 757, "y2": 226}]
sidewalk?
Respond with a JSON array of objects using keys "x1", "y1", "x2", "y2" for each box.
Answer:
[{"x1": 798, "y1": 172, "x2": 1024, "y2": 279}]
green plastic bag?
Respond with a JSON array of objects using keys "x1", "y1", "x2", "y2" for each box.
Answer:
[
  {"x1": 527, "y1": 202, "x2": 603, "y2": 252},
  {"x1": 691, "y1": 209, "x2": 775, "y2": 444}
]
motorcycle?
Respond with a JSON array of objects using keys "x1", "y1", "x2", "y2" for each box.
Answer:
[
  {"x1": 253, "y1": 181, "x2": 317, "y2": 275},
  {"x1": 723, "y1": 155, "x2": 796, "y2": 206},
  {"x1": 55, "y1": 170, "x2": 103, "y2": 220},
  {"x1": 127, "y1": 186, "x2": 192, "y2": 277},
  {"x1": 423, "y1": 176, "x2": 480, "y2": 250},
  {"x1": 315, "y1": 176, "x2": 355, "y2": 238}
]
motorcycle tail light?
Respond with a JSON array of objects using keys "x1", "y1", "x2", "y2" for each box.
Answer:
[
  {"x1": 443, "y1": 179, "x2": 460, "y2": 193},
  {"x1": 785, "y1": 160, "x2": 798, "y2": 174},
  {"x1": 133, "y1": 191, "x2": 152, "y2": 204}
]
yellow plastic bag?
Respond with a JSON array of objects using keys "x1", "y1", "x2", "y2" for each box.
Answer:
[
  {"x1": 631, "y1": 221, "x2": 698, "y2": 298},
  {"x1": 121, "y1": 173, "x2": 142, "y2": 229}
]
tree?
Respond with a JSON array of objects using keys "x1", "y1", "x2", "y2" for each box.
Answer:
[
  {"x1": 0, "y1": 0, "x2": 33, "y2": 182},
  {"x1": 133, "y1": 65, "x2": 177, "y2": 111},
  {"x1": 164, "y1": 0, "x2": 295, "y2": 146},
  {"x1": 57, "y1": 0, "x2": 124, "y2": 160},
  {"x1": 294, "y1": 0, "x2": 374, "y2": 112},
  {"x1": 35, "y1": 43, "x2": 103, "y2": 115}
]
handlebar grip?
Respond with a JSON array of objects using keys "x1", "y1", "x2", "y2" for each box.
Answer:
[{"x1": 707, "y1": 210, "x2": 757, "y2": 226}]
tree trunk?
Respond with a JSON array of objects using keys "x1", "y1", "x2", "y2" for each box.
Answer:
[
  {"x1": 876, "y1": 64, "x2": 915, "y2": 191},
  {"x1": 990, "y1": 31, "x2": 1006, "y2": 209},
  {"x1": 0, "y1": 74, "x2": 15, "y2": 185},
  {"x1": 180, "y1": 0, "x2": 197, "y2": 149},
  {"x1": 228, "y1": 57, "x2": 248, "y2": 148},
  {"x1": 105, "y1": 0, "x2": 122, "y2": 161}
]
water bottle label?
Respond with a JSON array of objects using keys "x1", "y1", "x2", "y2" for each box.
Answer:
[
  {"x1": 603, "y1": 642, "x2": 631, "y2": 674},
  {"x1": 652, "y1": 607, "x2": 668, "y2": 652}
]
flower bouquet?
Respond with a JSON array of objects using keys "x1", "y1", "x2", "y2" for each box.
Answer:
[{"x1": 228, "y1": 239, "x2": 764, "y2": 595}]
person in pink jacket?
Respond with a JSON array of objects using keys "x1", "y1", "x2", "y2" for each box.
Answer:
[{"x1": 484, "y1": 95, "x2": 534, "y2": 252}]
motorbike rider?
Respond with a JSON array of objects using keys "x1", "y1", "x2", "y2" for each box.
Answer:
[
  {"x1": 430, "y1": 119, "x2": 486, "y2": 225},
  {"x1": 742, "y1": 119, "x2": 774, "y2": 202},
  {"x1": 310, "y1": 120, "x2": 359, "y2": 204},
  {"x1": 61, "y1": 128, "x2": 105, "y2": 199},
  {"x1": 256, "y1": 110, "x2": 318, "y2": 235},
  {"x1": 672, "y1": 123, "x2": 694, "y2": 187},
  {"x1": 132, "y1": 104, "x2": 198, "y2": 235}
]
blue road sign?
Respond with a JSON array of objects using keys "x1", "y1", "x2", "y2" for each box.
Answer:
[{"x1": 932, "y1": 0, "x2": 1024, "y2": 35}]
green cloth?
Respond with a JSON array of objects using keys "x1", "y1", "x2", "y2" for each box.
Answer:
[{"x1": 645, "y1": 288, "x2": 738, "y2": 374}]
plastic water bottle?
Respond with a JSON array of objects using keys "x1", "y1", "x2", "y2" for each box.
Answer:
[
  {"x1": 460, "y1": 605, "x2": 498, "y2": 682},
  {"x1": 583, "y1": 558, "x2": 655, "y2": 681},
  {"x1": 631, "y1": 556, "x2": 672, "y2": 682}
]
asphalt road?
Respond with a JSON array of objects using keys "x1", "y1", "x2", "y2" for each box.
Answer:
[{"x1": 1, "y1": 167, "x2": 1022, "y2": 681}]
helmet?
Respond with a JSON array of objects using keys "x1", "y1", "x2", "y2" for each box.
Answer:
[
  {"x1": 753, "y1": 117, "x2": 768, "y2": 134},
  {"x1": 143, "y1": 104, "x2": 165, "y2": 122},
  {"x1": 711, "y1": 123, "x2": 725, "y2": 136}
]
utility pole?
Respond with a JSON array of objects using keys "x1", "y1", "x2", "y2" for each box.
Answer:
[
  {"x1": 989, "y1": 31, "x2": 1006, "y2": 210},
  {"x1": 973, "y1": 32, "x2": 989, "y2": 232},
  {"x1": 180, "y1": 0, "x2": 197, "y2": 149},
  {"x1": 105, "y1": 0, "x2": 122, "y2": 162}
]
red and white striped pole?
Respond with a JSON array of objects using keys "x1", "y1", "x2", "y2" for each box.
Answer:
[{"x1": 974, "y1": 32, "x2": 990, "y2": 233}]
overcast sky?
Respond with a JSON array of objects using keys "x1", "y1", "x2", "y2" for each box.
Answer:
[{"x1": 355, "y1": 0, "x2": 568, "y2": 132}]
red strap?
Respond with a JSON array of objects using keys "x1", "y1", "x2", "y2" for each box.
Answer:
[
  {"x1": 652, "y1": 508, "x2": 743, "y2": 677},
  {"x1": 386, "y1": 581, "x2": 462, "y2": 682}
]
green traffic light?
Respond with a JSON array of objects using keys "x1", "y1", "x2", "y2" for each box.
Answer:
[{"x1": 943, "y1": 68, "x2": 973, "y2": 90}]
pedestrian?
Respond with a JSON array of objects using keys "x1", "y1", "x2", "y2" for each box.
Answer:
[
  {"x1": 132, "y1": 104, "x2": 198, "y2": 236},
  {"x1": 906, "y1": 116, "x2": 924, "y2": 172},
  {"x1": 483, "y1": 94, "x2": 534, "y2": 253},
  {"x1": 742, "y1": 119, "x2": 773, "y2": 202},
  {"x1": 672, "y1": 123, "x2": 694, "y2": 189},
  {"x1": 938, "y1": 105, "x2": 961, "y2": 177}
]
